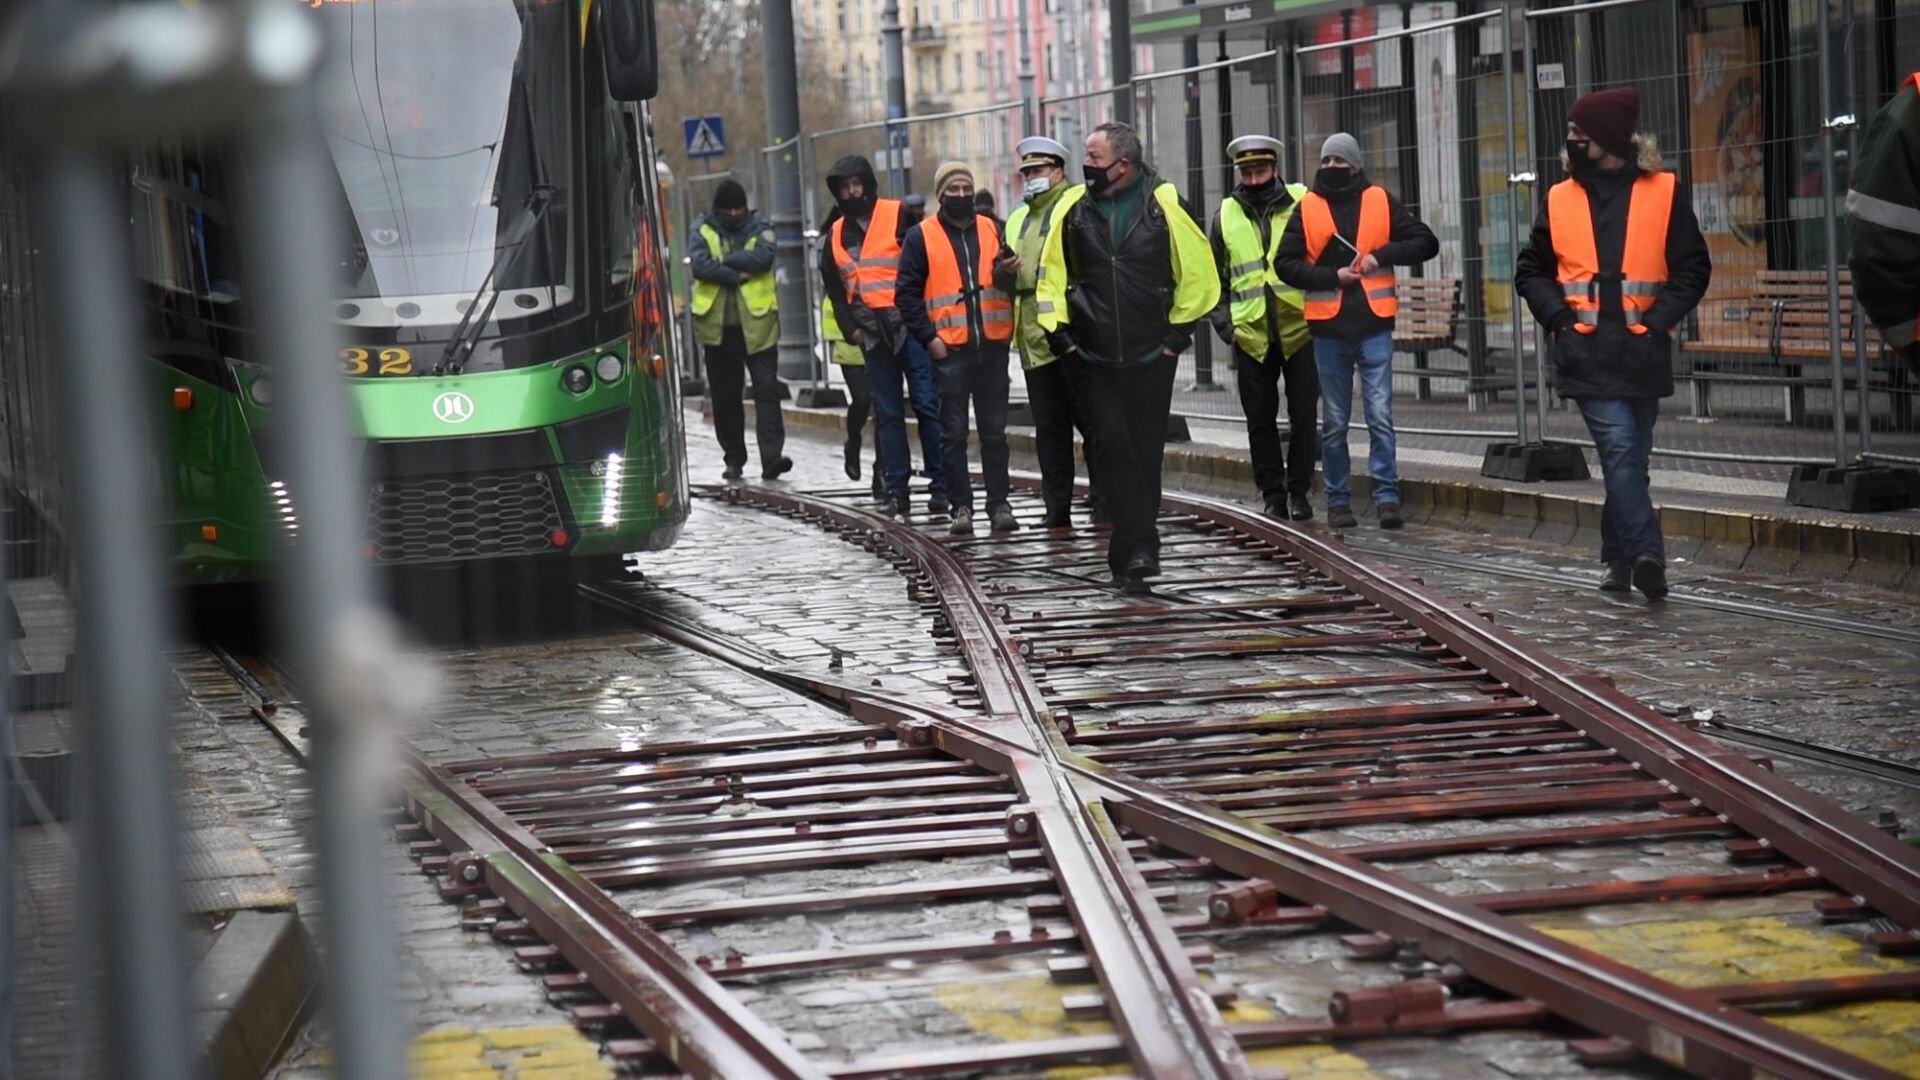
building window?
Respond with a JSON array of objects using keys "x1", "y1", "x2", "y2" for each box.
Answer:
[
  {"x1": 836, "y1": 0, "x2": 846, "y2": 31},
  {"x1": 1045, "y1": 43, "x2": 1056, "y2": 81},
  {"x1": 976, "y1": 50, "x2": 986, "y2": 91},
  {"x1": 952, "y1": 53, "x2": 963, "y2": 91},
  {"x1": 952, "y1": 0, "x2": 962, "y2": 20}
]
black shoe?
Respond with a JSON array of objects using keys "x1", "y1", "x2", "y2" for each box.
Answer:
[
  {"x1": 1377, "y1": 502, "x2": 1404, "y2": 530},
  {"x1": 1631, "y1": 555, "x2": 1669, "y2": 600},
  {"x1": 721, "y1": 465, "x2": 744, "y2": 482},
  {"x1": 928, "y1": 494, "x2": 950, "y2": 516},
  {"x1": 989, "y1": 503, "x2": 1019, "y2": 533},
  {"x1": 871, "y1": 471, "x2": 885, "y2": 500},
  {"x1": 1598, "y1": 565, "x2": 1632, "y2": 593},
  {"x1": 844, "y1": 440, "x2": 861, "y2": 481},
  {"x1": 1288, "y1": 494, "x2": 1314, "y2": 521},
  {"x1": 762, "y1": 456, "x2": 793, "y2": 481},
  {"x1": 1125, "y1": 551, "x2": 1160, "y2": 582},
  {"x1": 1328, "y1": 504, "x2": 1358, "y2": 529},
  {"x1": 884, "y1": 495, "x2": 910, "y2": 518},
  {"x1": 1039, "y1": 508, "x2": 1072, "y2": 529},
  {"x1": 1263, "y1": 499, "x2": 1290, "y2": 520},
  {"x1": 1089, "y1": 501, "x2": 1111, "y2": 526}
]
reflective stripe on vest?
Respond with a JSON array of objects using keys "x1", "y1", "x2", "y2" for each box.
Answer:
[
  {"x1": 831, "y1": 199, "x2": 903, "y2": 310},
  {"x1": 1218, "y1": 187, "x2": 1307, "y2": 361},
  {"x1": 690, "y1": 224, "x2": 775, "y2": 318},
  {"x1": 1299, "y1": 186, "x2": 1396, "y2": 321},
  {"x1": 919, "y1": 215, "x2": 1013, "y2": 346},
  {"x1": 1547, "y1": 171, "x2": 1675, "y2": 336}
]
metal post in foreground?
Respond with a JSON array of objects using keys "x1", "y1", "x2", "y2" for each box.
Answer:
[
  {"x1": 1109, "y1": 0, "x2": 1134, "y2": 124},
  {"x1": 881, "y1": 0, "x2": 910, "y2": 194},
  {"x1": 763, "y1": 0, "x2": 833, "y2": 398},
  {"x1": 1502, "y1": 3, "x2": 1529, "y2": 446},
  {"x1": 1815, "y1": 0, "x2": 1849, "y2": 471}
]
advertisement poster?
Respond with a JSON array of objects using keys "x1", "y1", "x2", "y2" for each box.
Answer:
[
  {"x1": 1411, "y1": 3, "x2": 1463, "y2": 288},
  {"x1": 1686, "y1": 27, "x2": 1767, "y2": 339}
]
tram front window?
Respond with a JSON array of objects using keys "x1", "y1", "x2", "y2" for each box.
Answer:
[{"x1": 318, "y1": 0, "x2": 574, "y2": 320}]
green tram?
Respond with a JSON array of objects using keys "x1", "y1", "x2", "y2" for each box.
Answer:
[{"x1": 0, "y1": 0, "x2": 686, "y2": 584}]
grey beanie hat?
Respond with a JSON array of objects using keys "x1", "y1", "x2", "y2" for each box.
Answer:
[{"x1": 1319, "y1": 132, "x2": 1364, "y2": 171}]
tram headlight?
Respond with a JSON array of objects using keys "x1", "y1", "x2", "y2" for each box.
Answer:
[
  {"x1": 561, "y1": 364, "x2": 593, "y2": 394},
  {"x1": 595, "y1": 354, "x2": 624, "y2": 383},
  {"x1": 248, "y1": 376, "x2": 273, "y2": 406}
]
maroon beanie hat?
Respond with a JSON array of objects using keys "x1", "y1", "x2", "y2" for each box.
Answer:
[{"x1": 1568, "y1": 86, "x2": 1640, "y2": 159}]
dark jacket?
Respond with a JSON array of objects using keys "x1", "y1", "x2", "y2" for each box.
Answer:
[
  {"x1": 688, "y1": 211, "x2": 776, "y2": 289},
  {"x1": 1847, "y1": 74, "x2": 1920, "y2": 366},
  {"x1": 1049, "y1": 167, "x2": 1201, "y2": 366},
  {"x1": 1514, "y1": 162, "x2": 1712, "y2": 401},
  {"x1": 895, "y1": 213, "x2": 1009, "y2": 354},
  {"x1": 1208, "y1": 181, "x2": 1301, "y2": 352},
  {"x1": 1275, "y1": 170, "x2": 1439, "y2": 343},
  {"x1": 816, "y1": 155, "x2": 910, "y2": 353}
]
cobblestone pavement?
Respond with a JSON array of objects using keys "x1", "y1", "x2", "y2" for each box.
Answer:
[{"x1": 147, "y1": 404, "x2": 1918, "y2": 1076}]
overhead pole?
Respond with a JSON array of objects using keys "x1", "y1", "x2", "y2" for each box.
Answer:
[
  {"x1": 762, "y1": 0, "x2": 828, "y2": 393},
  {"x1": 1109, "y1": 0, "x2": 1133, "y2": 124},
  {"x1": 882, "y1": 0, "x2": 911, "y2": 194}
]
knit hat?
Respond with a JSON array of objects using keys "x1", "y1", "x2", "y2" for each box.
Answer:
[
  {"x1": 712, "y1": 178, "x2": 747, "y2": 211},
  {"x1": 1319, "y1": 133, "x2": 1363, "y2": 171},
  {"x1": 933, "y1": 161, "x2": 975, "y2": 197},
  {"x1": 1568, "y1": 86, "x2": 1640, "y2": 160}
]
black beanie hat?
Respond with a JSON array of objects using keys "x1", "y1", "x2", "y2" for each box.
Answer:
[{"x1": 712, "y1": 179, "x2": 748, "y2": 211}]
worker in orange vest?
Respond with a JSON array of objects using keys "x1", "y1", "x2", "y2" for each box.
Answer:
[
  {"x1": 896, "y1": 161, "x2": 1019, "y2": 535},
  {"x1": 819, "y1": 155, "x2": 946, "y2": 517},
  {"x1": 1515, "y1": 87, "x2": 1712, "y2": 601},
  {"x1": 1275, "y1": 133, "x2": 1437, "y2": 532}
]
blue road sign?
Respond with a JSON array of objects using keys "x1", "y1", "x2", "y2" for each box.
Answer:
[{"x1": 683, "y1": 116, "x2": 726, "y2": 159}]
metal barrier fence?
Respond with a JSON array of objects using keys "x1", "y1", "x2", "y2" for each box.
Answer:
[{"x1": 787, "y1": 0, "x2": 1915, "y2": 486}]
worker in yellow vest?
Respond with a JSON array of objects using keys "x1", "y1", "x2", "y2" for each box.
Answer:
[
  {"x1": 897, "y1": 161, "x2": 1018, "y2": 535},
  {"x1": 1516, "y1": 87, "x2": 1712, "y2": 601},
  {"x1": 1847, "y1": 71, "x2": 1920, "y2": 378},
  {"x1": 690, "y1": 179, "x2": 789, "y2": 482},
  {"x1": 1209, "y1": 134, "x2": 1317, "y2": 523},
  {"x1": 1276, "y1": 133, "x2": 1437, "y2": 531},
  {"x1": 1004, "y1": 134, "x2": 1101, "y2": 529}
]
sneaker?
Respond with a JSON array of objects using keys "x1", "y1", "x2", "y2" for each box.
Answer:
[
  {"x1": 1377, "y1": 502, "x2": 1404, "y2": 530},
  {"x1": 948, "y1": 507, "x2": 975, "y2": 535},
  {"x1": 1328, "y1": 503, "x2": 1358, "y2": 529},
  {"x1": 1598, "y1": 564, "x2": 1632, "y2": 593},
  {"x1": 928, "y1": 494, "x2": 950, "y2": 516},
  {"x1": 1288, "y1": 494, "x2": 1314, "y2": 522},
  {"x1": 844, "y1": 439, "x2": 861, "y2": 480},
  {"x1": 762, "y1": 456, "x2": 793, "y2": 481},
  {"x1": 1631, "y1": 555, "x2": 1669, "y2": 601},
  {"x1": 721, "y1": 466, "x2": 744, "y2": 482},
  {"x1": 989, "y1": 504, "x2": 1019, "y2": 533}
]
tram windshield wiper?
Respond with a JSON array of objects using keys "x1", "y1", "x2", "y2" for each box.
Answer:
[{"x1": 435, "y1": 185, "x2": 553, "y2": 375}]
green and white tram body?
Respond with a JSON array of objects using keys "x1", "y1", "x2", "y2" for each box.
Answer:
[{"x1": 0, "y1": 0, "x2": 684, "y2": 583}]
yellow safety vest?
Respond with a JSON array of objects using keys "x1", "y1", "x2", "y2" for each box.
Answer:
[
  {"x1": 1219, "y1": 184, "x2": 1310, "y2": 362},
  {"x1": 691, "y1": 223, "x2": 777, "y2": 352},
  {"x1": 820, "y1": 296, "x2": 864, "y2": 366},
  {"x1": 1035, "y1": 182, "x2": 1217, "y2": 334},
  {"x1": 1007, "y1": 184, "x2": 1087, "y2": 369}
]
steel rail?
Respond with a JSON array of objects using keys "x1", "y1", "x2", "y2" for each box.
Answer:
[{"x1": 703, "y1": 483, "x2": 1920, "y2": 1080}]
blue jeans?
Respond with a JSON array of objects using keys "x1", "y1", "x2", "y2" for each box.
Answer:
[
  {"x1": 1577, "y1": 397, "x2": 1663, "y2": 569},
  {"x1": 1315, "y1": 331, "x2": 1397, "y2": 506},
  {"x1": 866, "y1": 337, "x2": 944, "y2": 500}
]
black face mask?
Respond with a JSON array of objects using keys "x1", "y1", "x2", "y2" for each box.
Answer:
[
  {"x1": 716, "y1": 210, "x2": 748, "y2": 229},
  {"x1": 940, "y1": 194, "x2": 975, "y2": 222},
  {"x1": 1083, "y1": 161, "x2": 1120, "y2": 196},
  {"x1": 1565, "y1": 140, "x2": 1600, "y2": 178},
  {"x1": 1241, "y1": 177, "x2": 1277, "y2": 198},
  {"x1": 1315, "y1": 166, "x2": 1357, "y2": 194},
  {"x1": 837, "y1": 187, "x2": 876, "y2": 218}
]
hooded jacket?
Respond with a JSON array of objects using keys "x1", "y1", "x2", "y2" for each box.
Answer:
[
  {"x1": 1514, "y1": 136, "x2": 1712, "y2": 401},
  {"x1": 817, "y1": 155, "x2": 911, "y2": 353},
  {"x1": 689, "y1": 209, "x2": 776, "y2": 348},
  {"x1": 1275, "y1": 169, "x2": 1438, "y2": 343}
]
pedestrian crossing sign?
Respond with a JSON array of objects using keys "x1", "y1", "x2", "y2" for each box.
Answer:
[{"x1": 684, "y1": 116, "x2": 727, "y2": 159}]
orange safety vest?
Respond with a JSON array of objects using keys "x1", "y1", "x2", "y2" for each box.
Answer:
[
  {"x1": 1300, "y1": 185, "x2": 1397, "y2": 321},
  {"x1": 831, "y1": 199, "x2": 903, "y2": 310},
  {"x1": 1547, "y1": 171, "x2": 1675, "y2": 335},
  {"x1": 918, "y1": 216, "x2": 1013, "y2": 347}
]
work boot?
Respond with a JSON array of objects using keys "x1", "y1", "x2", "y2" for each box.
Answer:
[
  {"x1": 844, "y1": 437, "x2": 861, "y2": 480},
  {"x1": 1631, "y1": 555, "x2": 1670, "y2": 601},
  {"x1": 1376, "y1": 502, "x2": 1403, "y2": 530},
  {"x1": 1288, "y1": 494, "x2": 1314, "y2": 522},
  {"x1": 1598, "y1": 564, "x2": 1632, "y2": 593},
  {"x1": 1328, "y1": 503, "x2": 1358, "y2": 529},
  {"x1": 928, "y1": 493, "x2": 950, "y2": 516},
  {"x1": 1039, "y1": 506, "x2": 1072, "y2": 529},
  {"x1": 721, "y1": 465, "x2": 744, "y2": 482},
  {"x1": 989, "y1": 503, "x2": 1019, "y2": 533},
  {"x1": 762, "y1": 456, "x2": 793, "y2": 481},
  {"x1": 885, "y1": 494, "x2": 911, "y2": 518},
  {"x1": 949, "y1": 506, "x2": 975, "y2": 535}
]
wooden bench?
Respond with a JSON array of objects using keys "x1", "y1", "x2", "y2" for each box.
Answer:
[
  {"x1": 1682, "y1": 269, "x2": 1909, "y2": 424},
  {"x1": 1393, "y1": 276, "x2": 1466, "y2": 400}
]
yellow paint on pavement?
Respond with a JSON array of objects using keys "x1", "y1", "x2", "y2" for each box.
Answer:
[
  {"x1": 1538, "y1": 915, "x2": 1920, "y2": 1074},
  {"x1": 410, "y1": 1026, "x2": 612, "y2": 1080}
]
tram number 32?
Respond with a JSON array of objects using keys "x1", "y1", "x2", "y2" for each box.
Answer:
[{"x1": 340, "y1": 347, "x2": 413, "y2": 376}]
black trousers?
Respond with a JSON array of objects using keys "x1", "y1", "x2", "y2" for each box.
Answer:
[
  {"x1": 706, "y1": 325, "x2": 784, "y2": 470},
  {"x1": 1064, "y1": 353, "x2": 1177, "y2": 578},
  {"x1": 1023, "y1": 359, "x2": 1101, "y2": 516},
  {"x1": 934, "y1": 346, "x2": 1012, "y2": 511},
  {"x1": 1234, "y1": 343, "x2": 1319, "y2": 503}
]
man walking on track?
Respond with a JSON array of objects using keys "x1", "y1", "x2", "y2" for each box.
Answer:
[
  {"x1": 1039, "y1": 121, "x2": 1218, "y2": 594},
  {"x1": 690, "y1": 178, "x2": 790, "y2": 482},
  {"x1": 1210, "y1": 134, "x2": 1318, "y2": 522},
  {"x1": 819, "y1": 155, "x2": 946, "y2": 517},
  {"x1": 1515, "y1": 87, "x2": 1712, "y2": 601},
  {"x1": 1847, "y1": 69, "x2": 1920, "y2": 378},
  {"x1": 1276, "y1": 133, "x2": 1437, "y2": 532}
]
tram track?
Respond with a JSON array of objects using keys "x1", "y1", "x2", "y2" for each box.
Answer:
[{"x1": 210, "y1": 477, "x2": 1920, "y2": 1079}]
